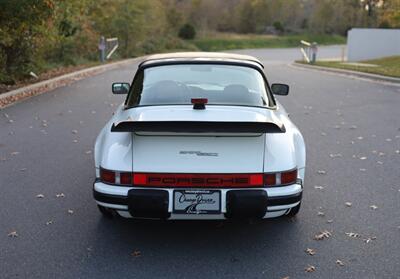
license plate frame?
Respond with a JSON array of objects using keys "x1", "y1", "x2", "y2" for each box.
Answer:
[{"x1": 173, "y1": 190, "x2": 221, "y2": 214}]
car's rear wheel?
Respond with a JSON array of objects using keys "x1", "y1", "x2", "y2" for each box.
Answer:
[
  {"x1": 286, "y1": 202, "x2": 301, "y2": 217},
  {"x1": 97, "y1": 205, "x2": 116, "y2": 219}
]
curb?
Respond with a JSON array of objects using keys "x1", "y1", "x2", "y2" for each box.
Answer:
[
  {"x1": 292, "y1": 62, "x2": 400, "y2": 84},
  {"x1": 0, "y1": 58, "x2": 142, "y2": 109}
]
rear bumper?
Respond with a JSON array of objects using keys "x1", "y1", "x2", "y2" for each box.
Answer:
[{"x1": 93, "y1": 180, "x2": 302, "y2": 219}]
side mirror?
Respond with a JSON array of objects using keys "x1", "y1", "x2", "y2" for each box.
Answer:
[
  {"x1": 112, "y1": 82, "x2": 130, "y2": 94},
  {"x1": 271, "y1": 83, "x2": 289, "y2": 96}
]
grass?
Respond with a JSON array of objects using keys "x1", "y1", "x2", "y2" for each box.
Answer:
[
  {"x1": 192, "y1": 33, "x2": 346, "y2": 51},
  {"x1": 304, "y1": 56, "x2": 400, "y2": 78}
]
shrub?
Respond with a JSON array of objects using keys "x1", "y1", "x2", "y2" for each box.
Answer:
[
  {"x1": 273, "y1": 21, "x2": 284, "y2": 33},
  {"x1": 178, "y1": 24, "x2": 196, "y2": 40}
]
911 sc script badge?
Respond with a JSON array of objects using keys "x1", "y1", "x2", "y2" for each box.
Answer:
[
  {"x1": 179, "y1": 151, "x2": 218, "y2": 157},
  {"x1": 173, "y1": 190, "x2": 221, "y2": 214}
]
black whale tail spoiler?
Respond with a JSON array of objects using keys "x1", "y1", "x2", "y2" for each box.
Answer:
[{"x1": 111, "y1": 120, "x2": 286, "y2": 134}]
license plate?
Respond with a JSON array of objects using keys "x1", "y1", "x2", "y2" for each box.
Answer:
[{"x1": 173, "y1": 190, "x2": 221, "y2": 214}]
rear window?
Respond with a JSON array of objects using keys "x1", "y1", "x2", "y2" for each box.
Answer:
[{"x1": 126, "y1": 64, "x2": 271, "y2": 108}]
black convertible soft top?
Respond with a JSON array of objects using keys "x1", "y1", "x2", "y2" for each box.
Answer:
[{"x1": 139, "y1": 52, "x2": 264, "y2": 70}]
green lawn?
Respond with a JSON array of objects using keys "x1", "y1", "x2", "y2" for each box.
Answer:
[
  {"x1": 308, "y1": 56, "x2": 400, "y2": 78},
  {"x1": 192, "y1": 33, "x2": 346, "y2": 51}
]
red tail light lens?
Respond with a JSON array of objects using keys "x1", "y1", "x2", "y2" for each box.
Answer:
[
  {"x1": 133, "y1": 173, "x2": 147, "y2": 185},
  {"x1": 100, "y1": 168, "x2": 115, "y2": 184},
  {"x1": 264, "y1": 169, "x2": 297, "y2": 187},
  {"x1": 264, "y1": 173, "x2": 276, "y2": 186},
  {"x1": 281, "y1": 169, "x2": 298, "y2": 185},
  {"x1": 249, "y1": 174, "x2": 263, "y2": 186},
  {"x1": 120, "y1": 172, "x2": 132, "y2": 185}
]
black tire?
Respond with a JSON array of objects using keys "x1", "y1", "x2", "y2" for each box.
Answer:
[
  {"x1": 286, "y1": 202, "x2": 301, "y2": 217},
  {"x1": 97, "y1": 205, "x2": 116, "y2": 219}
]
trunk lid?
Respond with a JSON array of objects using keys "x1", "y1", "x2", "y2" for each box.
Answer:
[{"x1": 117, "y1": 106, "x2": 279, "y2": 173}]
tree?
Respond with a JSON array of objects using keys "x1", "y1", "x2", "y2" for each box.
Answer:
[{"x1": 0, "y1": 0, "x2": 54, "y2": 83}]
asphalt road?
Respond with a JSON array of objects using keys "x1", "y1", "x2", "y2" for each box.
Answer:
[{"x1": 1, "y1": 46, "x2": 399, "y2": 279}]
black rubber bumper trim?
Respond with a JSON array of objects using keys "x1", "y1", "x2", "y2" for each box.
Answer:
[
  {"x1": 93, "y1": 189, "x2": 128, "y2": 205},
  {"x1": 267, "y1": 192, "x2": 302, "y2": 206}
]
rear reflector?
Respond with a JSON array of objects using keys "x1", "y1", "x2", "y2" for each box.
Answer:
[
  {"x1": 133, "y1": 173, "x2": 264, "y2": 187},
  {"x1": 100, "y1": 168, "x2": 115, "y2": 184}
]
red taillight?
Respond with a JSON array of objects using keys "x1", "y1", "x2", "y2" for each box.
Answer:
[
  {"x1": 264, "y1": 173, "x2": 276, "y2": 186},
  {"x1": 133, "y1": 173, "x2": 147, "y2": 185},
  {"x1": 100, "y1": 168, "x2": 115, "y2": 184},
  {"x1": 120, "y1": 172, "x2": 132, "y2": 185},
  {"x1": 281, "y1": 169, "x2": 297, "y2": 185},
  {"x1": 264, "y1": 169, "x2": 297, "y2": 187},
  {"x1": 249, "y1": 174, "x2": 263, "y2": 186}
]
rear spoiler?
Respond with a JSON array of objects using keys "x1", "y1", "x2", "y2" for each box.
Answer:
[{"x1": 111, "y1": 121, "x2": 285, "y2": 133}]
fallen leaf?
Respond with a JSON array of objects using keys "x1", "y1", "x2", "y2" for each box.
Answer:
[
  {"x1": 8, "y1": 231, "x2": 18, "y2": 237},
  {"x1": 370, "y1": 205, "x2": 378, "y2": 210},
  {"x1": 56, "y1": 193, "x2": 65, "y2": 198},
  {"x1": 363, "y1": 236, "x2": 377, "y2": 243},
  {"x1": 336, "y1": 259, "x2": 345, "y2": 266},
  {"x1": 345, "y1": 202, "x2": 352, "y2": 207},
  {"x1": 131, "y1": 250, "x2": 141, "y2": 257},
  {"x1": 314, "y1": 230, "x2": 332, "y2": 240},
  {"x1": 305, "y1": 265, "x2": 316, "y2": 272},
  {"x1": 330, "y1": 153, "x2": 342, "y2": 158},
  {"x1": 345, "y1": 232, "x2": 361, "y2": 238},
  {"x1": 317, "y1": 211, "x2": 325, "y2": 217},
  {"x1": 305, "y1": 248, "x2": 316, "y2": 256},
  {"x1": 36, "y1": 194, "x2": 45, "y2": 198}
]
